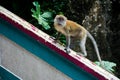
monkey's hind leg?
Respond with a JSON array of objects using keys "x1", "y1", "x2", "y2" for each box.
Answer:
[{"x1": 79, "y1": 35, "x2": 87, "y2": 56}]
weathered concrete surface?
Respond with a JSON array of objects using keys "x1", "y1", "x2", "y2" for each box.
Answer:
[{"x1": 0, "y1": 35, "x2": 72, "y2": 80}]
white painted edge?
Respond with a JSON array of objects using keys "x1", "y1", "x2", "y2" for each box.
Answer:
[{"x1": 0, "y1": 65, "x2": 23, "y2": 80}]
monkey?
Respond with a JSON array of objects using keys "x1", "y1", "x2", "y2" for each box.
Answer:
[{"x1": 54, "y1": 15, "x2": 102, "y2": 66}]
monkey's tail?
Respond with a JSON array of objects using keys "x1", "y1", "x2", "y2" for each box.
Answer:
[{"x1": 87, "y1": 32, "x2": 102, "y2": 65}]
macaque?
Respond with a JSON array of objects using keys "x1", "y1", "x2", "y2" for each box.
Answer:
[{"x1": 54, "y1": 15, "x2": 102, "y2": 64}]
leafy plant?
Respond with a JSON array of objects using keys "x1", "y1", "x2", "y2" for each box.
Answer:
[
  {"x1": 31, "y1": 1, "x2": 53, "y2": 30},
  {"x1": 95, "y1": 61, "x2": 116, "y2": 73}
]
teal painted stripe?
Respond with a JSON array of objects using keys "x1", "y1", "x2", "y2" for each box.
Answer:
[
  {"x1": 0, "y1": 18, "x2": 98, "y2": 80},
  {"x1": 0, "y1": 66, "x2": 20, "y2": 80}
]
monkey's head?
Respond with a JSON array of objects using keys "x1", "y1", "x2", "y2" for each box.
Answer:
[{"x1": 54, "y1": 15, "x2": 67, "y2": 27}]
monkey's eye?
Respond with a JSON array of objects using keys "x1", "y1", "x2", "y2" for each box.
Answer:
[{"x1": 58, "y1": 17, "x2": 64, "y2": 21}]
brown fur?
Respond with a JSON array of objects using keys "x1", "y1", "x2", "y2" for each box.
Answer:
[
  {"x1": 54, "y1": 17, "x2": 86, "y2": 39},
  {"x1": 54, "y1": 15, "x2": 102, "y2": 66}
]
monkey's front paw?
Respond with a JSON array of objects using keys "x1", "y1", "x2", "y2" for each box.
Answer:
[
  {"x1": 64, "y1": 48, "x2": 71, "y2": 53},
  {"x1": 49, "y1": 36, "x2": 57, "y2": 43}
]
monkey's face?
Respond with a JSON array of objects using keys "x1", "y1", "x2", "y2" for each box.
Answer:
[{"x1": 54, "y1": 15, "x2": 67, "y2": 27}]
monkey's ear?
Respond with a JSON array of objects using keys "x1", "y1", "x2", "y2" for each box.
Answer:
[
  {"x1": 62, "y1": 15, "x2": 67, "y2": 20},
  {"x1": 64, "y1": 16, "x2": 67, "y2": 20},
  {"x1": 54, "y1": 15, "x2": 58, "y2": 18},
  {"x1": 56, "y1": 15, "x2": 59, "y2": 17}
]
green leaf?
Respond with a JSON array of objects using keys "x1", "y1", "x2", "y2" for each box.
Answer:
[
  {"x1": 42, "y1": 21, "x2": 50, "y2": 30},
  {"x1": 94, "y1": 61, "x2": 116, "y2": 73},
  {"x1": 37, "y1": 15, "x2": 50, "y2": 30},
  {"x1": 32, "y1": 1, "x2": 41, "y2": 15},
  {"x1": 41, "y1": 12, "x2": 52, "y2": 19},
  {"x1": 31, "y1": 9, "x2": 38, "y2": 19},
  {"x1": 31, "y1": 1, "x2": 52, "y2": 30}
]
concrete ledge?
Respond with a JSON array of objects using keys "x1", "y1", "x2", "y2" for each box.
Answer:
[{"x1": 0, "y1": 35, "x2": 72, "y2": 80}]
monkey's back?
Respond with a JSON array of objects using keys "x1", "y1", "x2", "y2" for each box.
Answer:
[{"x1": 66, "y1": 20, "x2": 87, "y2": 39}]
